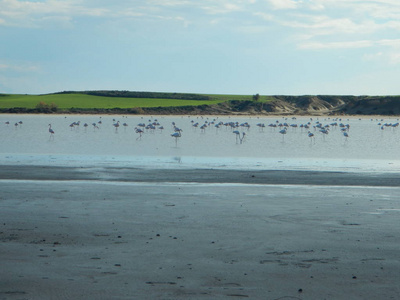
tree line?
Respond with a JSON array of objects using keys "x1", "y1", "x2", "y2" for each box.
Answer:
[{"x1": 52, "y1": 90, "x2": 211, "y2": 101}]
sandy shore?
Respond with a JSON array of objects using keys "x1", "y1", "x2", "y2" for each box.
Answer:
[
  {"x1": 1, "y1": 166, "x2": 400, "y2": 299},
  {"x1": 1, "y1": 165, "x2": 400, "y2": 186}
]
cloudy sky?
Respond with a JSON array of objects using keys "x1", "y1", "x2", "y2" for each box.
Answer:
[{"x1": 1, "y1": 0, "x2": 400, "y2": 95}]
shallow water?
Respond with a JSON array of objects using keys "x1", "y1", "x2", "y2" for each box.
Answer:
[{"x1": 1, "y1": 114, "x2": 399, "y2": 172}]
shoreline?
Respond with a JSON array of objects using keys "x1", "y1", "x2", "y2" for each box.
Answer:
[
  {"x1": 1, "y1": 166, "x2": 400, "y2": 299},
  {"x1": 1, "y1": 112, "x2": 400, "y2": 118},
  {"x1": 2, "y1": 164, "x2": 400, "y2": 186}
]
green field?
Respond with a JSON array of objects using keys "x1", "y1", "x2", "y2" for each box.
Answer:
[
  {"x1": 0, "y1": 94, "x2": 215, "y2": 109},
  {"x1": 3, "y1": 92, "x2": 399, "y2": 115},
  {"x1": 206, "y1": 94, "x2": 274, "y2": 102},
  {"x1": 0, "y1": 92, "x2": 274, "y2": 110}
]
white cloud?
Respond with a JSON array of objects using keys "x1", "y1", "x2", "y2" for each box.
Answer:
[
  {"x1": 305, "y1": 0, "x2": 400, "y2": 19},
  {"x1": 378, "y1": 39, "x2": 400, "y2": 47},
  {"x1": 0, "y1": 61, "x2": 40, "y2": 72},
  {"x1": 308, "y1": 1, "x2": 325, "y2": 11},
  {"x1": 363, "y1": 50, "x2": 400, "y2": 65},
  {"x1": 147, "y1": 0, "x2": 191, "y2": 6},
  {"x1": 0, "y1": 0, "x2": 108, "y2": 28},
  {"x1": 237, "y1": 25, "x2": 269, "y2": 34},
  {"x1": 252, "y1": 1, "x2": 400, "y2": 54},
  {"x1": 388, "y1": 52, "x2": 400, "y2": 64},
  {"x1": 201, "y1": 2, "x2": 243, "y2": 15},
  {"x1": 299, "y1": 40, "x2": 373, "y2": 50},
  {"x1": 299, "y1": 38, "x2": 400, "y2": 50},
  {"x1": 254, "y1": 12, "x2": 274, "y2": 21},
  {"x1": 268, "y1": 0, "x2": 299, "y2": 10},
  {"x1": 2, "y1": 0, "x2": 400, "y2": 55},
  {"x1": 363, "y1": 52, "x2": 383, "y2": 62},
  {"x1": 279, "y1": 13, "x2": 398, "y2": 37}
]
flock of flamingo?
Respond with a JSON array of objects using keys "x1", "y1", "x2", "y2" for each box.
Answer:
[{"x1": 3, "y1": 116, "x2": 400, "y2": 147}]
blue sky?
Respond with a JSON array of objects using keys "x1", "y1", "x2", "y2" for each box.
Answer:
[{"x1": 1, "y1": 0, "x2": 400, "y2": 95}]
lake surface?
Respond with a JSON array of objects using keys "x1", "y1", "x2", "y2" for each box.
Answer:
[
  {"x1": 1, "y1": 114, "x2": 399, "y2": 172},
  {"x1": 2, "y1": 114, "x2": 400, "y2": 300}
]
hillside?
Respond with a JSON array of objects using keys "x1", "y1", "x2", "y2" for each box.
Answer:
[
  {"x1": 139, "y1": 95, "x2": 400, "y2": 116},
  {"x1": 1, "y1": 92, "x2": 400, "y2": 115}
]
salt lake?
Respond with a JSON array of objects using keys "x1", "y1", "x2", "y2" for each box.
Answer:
[
  {"x1": 1, "y1": 114, "x2": 399, "y2": 172},
  {"x1": 2, "y1": 114, "x2": 400, "y2": 299}
]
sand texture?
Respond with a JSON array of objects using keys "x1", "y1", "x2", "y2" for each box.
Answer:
[{"x1": 1, "y1": 166, "x2": 400, "y2": 299}]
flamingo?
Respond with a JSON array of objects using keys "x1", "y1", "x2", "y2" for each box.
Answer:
[
  {"x1": 319, "y1": 128, "x2": 329, "y2": 140},
  {"x1": 174, "y1": 126, "x2": 183, "y2": 133},
  {"x1": 48, "y1": 124, "x2": 55, "y2": 134},
  {"x1": 239, "y1": 132, "x2": 246, "y2": 144},
  {"x1": 308, "y1": 131, "x2": 315, "y2": 144},
  {"x1": 135, "y1": 127, "x2": 144, "y2": 139},
  {"x1": 257, "y1": 123, "x2": 265, "y2": 131},
  {"x1": 171, "y1": 131, "x2": 181, "y2": 146},
  {"x1": 200, "y1": 124, "x2": 207, "y2": 133},
  {"x1": 48, "y1": 124, "x2": 55, "y2": 139},
  {"x1": 279, "y1": 128, "x2": 287, "y2": 140},
  {"x1": 233, "y1": 130, "x2": 240, "y2": 143}
]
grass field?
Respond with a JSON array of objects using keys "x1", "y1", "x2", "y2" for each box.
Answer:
[
  {"x1": 0, "y1": 92, "x2": 274, "y2": 110},
  {"x1": 0, "y1": 94, "x2": 217, "y2": 109},
  {"x1": 206, "y1": 94, "x2": 275, "y2": 102}
]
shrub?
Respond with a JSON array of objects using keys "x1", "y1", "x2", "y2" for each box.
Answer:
[
  {"x1": 130, "y1": 107, "x2": 145, "y2": 114},
  {"x1": 50, "y1": 102, "x2": 58, "y2": 112}
]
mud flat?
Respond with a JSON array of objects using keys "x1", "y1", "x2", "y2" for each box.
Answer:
[{"x1": 1, "y1": 165, "x2": 400, "y2": 299}]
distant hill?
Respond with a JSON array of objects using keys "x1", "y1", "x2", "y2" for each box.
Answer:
[
  {"x1": 52, "y1": 90, "x2": 211, "y2": 101},
  {"x1": 1, "y1": 91, "x2": 400, "y2": 115},
  {"x1": 261, "y1": 95, "x2": 400, "y2": 116}
]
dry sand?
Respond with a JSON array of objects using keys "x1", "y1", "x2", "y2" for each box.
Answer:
[{"x1": 1, "y1": 166, "x2": 400, "y2": 299}]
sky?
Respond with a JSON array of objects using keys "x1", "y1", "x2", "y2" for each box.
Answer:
[{"x1": 1, "y1": 0, "x2": 400, "y2": 95}]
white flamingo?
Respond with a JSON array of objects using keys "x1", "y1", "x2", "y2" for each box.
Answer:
[
  {"x1": 319, "y1": 128, "x2": 329, "y2": 140},
  {"x1": 233, "y1": 130, "x2": 240, "y2": 143},
  {"x1": 279, "y1": 128, "x2": 287, "y2": 141},
  {"x1": 239, "y1": 132, "x2": 246, "y2": 144},
  {"x1": 135, "y1": 127, "x2": 144, "y2": 140},
  {"x1": 174, "y1": 126, "x2": 183, "y2": 133},
  {"x1": 308, "y1": 131, "x2": 315, "y2": 143},
  {"x1": 48, "y1": 124, "x2": 55, "y2": 139},
  {"x1": 171, "y1": 131, "x2": 181, "y2": 146},
  {"x1": 113, "y1": 121, "x2": 120, "y2": 131}
]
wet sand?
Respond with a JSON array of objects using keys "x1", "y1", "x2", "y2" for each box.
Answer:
[
  {"x1": 1, "y1": 166, "x2": 400, "y2": 299},
  {"x1": 2, "y1": 165, "x2": 400, "y2": 186}
]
